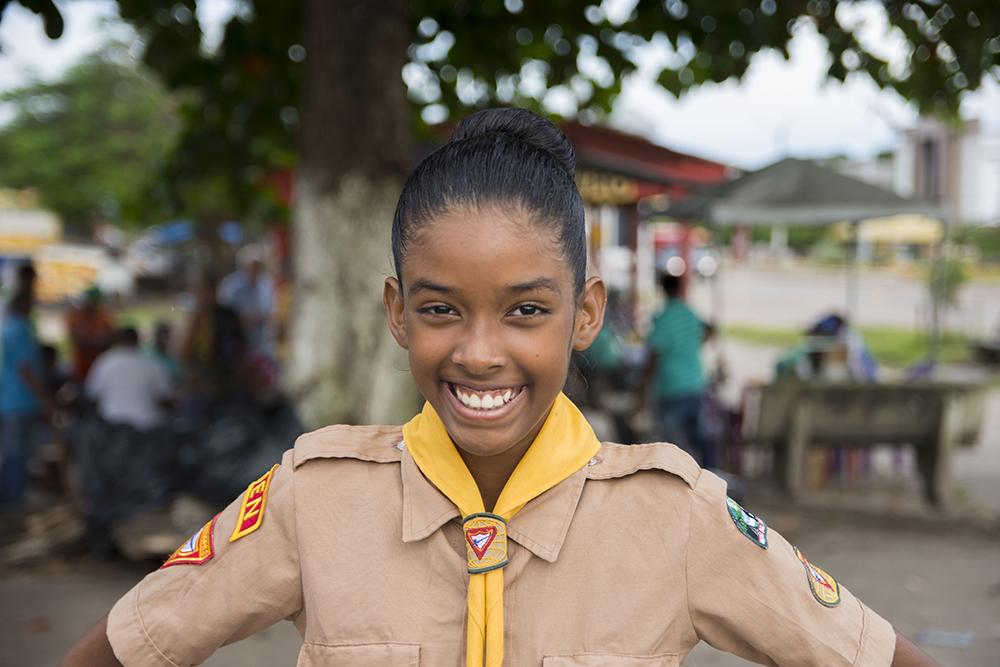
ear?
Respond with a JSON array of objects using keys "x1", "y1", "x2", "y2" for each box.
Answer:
[
  {"x1": 383, "y1": 277, "x2": 409, "y2": 349},
  {"x1": 572, "y1": 276, "x2": 607, "y2": 352}
]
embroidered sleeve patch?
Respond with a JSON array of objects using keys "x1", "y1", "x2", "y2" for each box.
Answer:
[
  {"x1": 464, "y1": 513, "x2": 509, "y2": 574},
  {"x1": 230, "y1": 464, "x2": 279, "y2": 543},
  {"x1": 727, "y1": 497, "x2": 768, "y2": 549},
  {"x1": 794, "y1": 546, "x2": 841, "y2": 607},
  {"x1": 162, "y1": 515, "x2": 218, "y2": 568}
]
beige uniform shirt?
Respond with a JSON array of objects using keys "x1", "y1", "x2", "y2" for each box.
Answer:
[{"x1": 108, "y1": 425, "x2": 896, "y2": 666}]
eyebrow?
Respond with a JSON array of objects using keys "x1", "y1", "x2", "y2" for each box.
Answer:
[
  {"x1": 407, "y1": 279, "x2": 454, "y2": 298},
  {"x1": 406, "y1": 277, "x2": 562, "y2": 298},
  {"x1": 508, "y1": 278, "x2": 562, "y2": 295}
]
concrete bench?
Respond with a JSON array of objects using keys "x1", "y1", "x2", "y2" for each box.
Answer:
[{"x1": 741, "y1": 381, "x2": 987, "y2": 505}]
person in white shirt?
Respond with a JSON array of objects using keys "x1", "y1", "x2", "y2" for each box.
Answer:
[
  {"x1": 217, "y1": 250, "x2": 274, "y2": 354},
  {"x1": 85, "y1": 327, "x2": 175, "y2": 431}
]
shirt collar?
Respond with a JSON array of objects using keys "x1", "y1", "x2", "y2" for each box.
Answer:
[{"x1": 400, "y1": 444, "x2": 589, "y2": 563}]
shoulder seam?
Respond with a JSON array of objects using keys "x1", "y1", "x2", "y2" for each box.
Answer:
[
  {"x1": 586, "y1": 442, "x2": 701, "y2": 488},
  {"x1": 292, "y1": 424, "x2": 404, "y2": 469}
]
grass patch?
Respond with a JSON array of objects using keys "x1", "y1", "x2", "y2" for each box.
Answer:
[
  {"x1": 117, "y1": 301, "x2": 185, "y2": 332},
  {"x1": 723, "y1": 324, "x2": 971, "y2": 369},
  {"x1": 722, "y1": 325, "x2": 801, "y2": 350}
]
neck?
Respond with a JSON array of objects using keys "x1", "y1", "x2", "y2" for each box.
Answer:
[
  {"x1": 458, "y1": 446, "x2": 522, "y2": 513},
  {"x1": 457, "y1": 423, "x2": 543, "y2": 512}
]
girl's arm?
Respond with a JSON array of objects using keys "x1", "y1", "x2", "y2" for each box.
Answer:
[
  {"x1": 60, "y1": 615, "x2": 122, "y2": 667},
  {"x1": 892, "y1": 632, "x2": 939, "y2": 667}
]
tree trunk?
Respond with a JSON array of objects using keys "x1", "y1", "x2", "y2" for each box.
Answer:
[{"x1": 289, "y1": 0, "x2": 417, "y2": 427}]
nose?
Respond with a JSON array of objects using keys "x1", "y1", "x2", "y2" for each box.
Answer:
[{"x1": 451, "y1": 319, "x2": 506, "y2": 376}]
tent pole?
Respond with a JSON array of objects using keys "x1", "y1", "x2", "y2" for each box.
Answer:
[
  {"x1": 928, "y1": 217, "x2": 949, "y2": 363},
  {"x1": 847, "y1": 220, "x2": 861, "y2": 326}
]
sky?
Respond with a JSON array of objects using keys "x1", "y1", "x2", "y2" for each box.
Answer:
[{"x1": 0, "y1": 0, "x2": 997, "y2": 170}]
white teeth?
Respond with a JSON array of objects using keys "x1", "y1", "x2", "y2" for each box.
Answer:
[{"x1": 453, "y1": 385, "x2": 520, "y2": 411}]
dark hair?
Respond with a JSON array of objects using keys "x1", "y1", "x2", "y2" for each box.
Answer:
[
  {"x1": 8, "y1": 290, "x2": 32, "y2": 314},
  {"x1": 659, "y1": 272, "x2": 683, "y2": 298},
  {"x1": 16, "y1": 262, "x2": 36, "y2": 283},
  {"x1": 391, "y1": 108, "x2": 587, "y2": 295},
  {"x1": 41, "y1": 344, "x2": 58, "y2": 364},
  {"x1": 117, "y1": 327, "x2": 140, "y2": 346}
]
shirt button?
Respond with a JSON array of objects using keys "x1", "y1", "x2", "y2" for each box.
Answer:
[
  {"x1": 587, "y1": 457, "x2": 599, "y2": 467},
  {"x1": 396, "y1": 441, "x2": 406, "y2": 451}
]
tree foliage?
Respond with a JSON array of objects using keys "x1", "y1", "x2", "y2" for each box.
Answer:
[
  {"x1": 405, "y1": 0, "x2": 998, "y2": 120},
  {"x1": 0, "y1": 45, "x2": 179, "y2": 230},
  {"x1": 113, "y1": 0, "x2": 302, "y2": 222},
  {"x1": 4, "y1": 1, "x2": 996, "y2": 223}
]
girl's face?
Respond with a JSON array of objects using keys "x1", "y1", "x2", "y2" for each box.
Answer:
[{"x1": 385, "y1": 205, "x2": 605, "y2": 459}]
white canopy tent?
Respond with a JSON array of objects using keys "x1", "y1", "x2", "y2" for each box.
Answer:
[{"x1": 665, "y1": 157, "x2": 947, "y2": 355}]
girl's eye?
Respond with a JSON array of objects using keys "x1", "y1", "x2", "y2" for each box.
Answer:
[
  {"x1": 510, "y1": 304, "x2": 548, "y2": 317},
  {"x1": 419, "y1": 304, "x2": 457, "y2": 317}
]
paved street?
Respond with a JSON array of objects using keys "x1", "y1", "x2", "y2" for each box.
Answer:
[{"x1": 689, "y1": 262, "x2": 999, "y2": 337}]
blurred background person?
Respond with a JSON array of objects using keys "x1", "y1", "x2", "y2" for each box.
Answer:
[
  {"x1": 85, "y1": 327, "x2": 175, "y2": 432},
  {"x1": 39, "y1": 343, "x2": 69, "y2": 401},
  {"x1": 638, "y1": 272, "x2": 715, "y2": 469},
  {"x1": 65, "y1": 286, "x2": 116, "y2": 385},
  {"x1": 0, "y1": 289, "x2": 51, "y2": 511},
  {"x1": 12, "y1": 261, "x2": 36, "y2": 300},
  {"x1": 218, "y1": 247, "x2": 274, "y2": 356},
  {"x1": 148, "y1": 320, "x2": 180, "y2": 381},
  {"x1": 775, "y1": 313, "x2": 879, "y2": 382},
  {"x1": 177, "y1": 270, "x2": 246, "y2": 419}
]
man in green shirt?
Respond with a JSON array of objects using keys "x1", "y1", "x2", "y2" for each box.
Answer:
[{"x1": 639, "y1": 272, "x2": 714, "y2": 468}]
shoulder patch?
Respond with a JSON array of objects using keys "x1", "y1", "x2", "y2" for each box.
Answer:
[
  {"x1": 794, "y1": 546, "x2": 841, "y2": 607},
  {"x1": 293, "y1": 424, "x2": 404, "y2": 469},
  {"x1": 162, "y1": 515, "x2": 218, "y2": 568},
  {"x1": 727, "y1": 497, "x2": 768, "y2": 549},
  {"x1": 230, "y1": 464, "x2": 279, "y2": 542},
  {"x1": 585, "y1": 442, "x2": 701, "y2": 488}
]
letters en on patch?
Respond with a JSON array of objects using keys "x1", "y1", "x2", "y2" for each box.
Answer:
[
  {"x1": 162, "y1": 515, "x2": 218, "y2": 568},
  {"x1": 794, "y1": 546, "x2": 841, "y2": 607},
  {"x1": 463, "y1": 513, "x2": 509, "y2": 574},
  {"x1": 230, "y1": 464, "x2": 279, "y2": 543},
  {"x1": 726, "y1": 497, "x2": 768, "y2": 549}
]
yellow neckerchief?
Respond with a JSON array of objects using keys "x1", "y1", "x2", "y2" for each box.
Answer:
[{"x1": 402, "y1": 392, "x2": 600, "y2": 667}]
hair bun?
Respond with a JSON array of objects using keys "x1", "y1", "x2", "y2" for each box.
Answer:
[{"x1": 450, "y1": 108, "x2": 576, "y2": 177}]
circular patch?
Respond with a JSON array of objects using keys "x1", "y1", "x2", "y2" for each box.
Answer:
[
  {"x1": 794, "y1": 546, "x2": 841, "y2": 607},
  {"x1": 463, "y1": 512, "x2": 508, "y2": 574}
]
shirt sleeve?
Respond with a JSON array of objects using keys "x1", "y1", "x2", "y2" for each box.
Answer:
[
  {"x1": 106, "y1": 449, "x2": 302, "y2": 666},
  {"x1": 647, "y1": 312, "x2": 668, "y2": 351},
  {"x1": 150, "y1": 358, "x2": 174, "y2": 399},
  {"x1": 84, "y1": 357, "x2": 104, "y2": 400},
  {"x1": 5, "y1": 321, "x2": 29, "y2": 366},
  {"x1": 685, "y1": 470, "x2": 896, "y2": 667}
]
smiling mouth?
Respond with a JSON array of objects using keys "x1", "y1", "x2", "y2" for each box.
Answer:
[{"x1": 446, "y1": 382, "x2": 525, "y2": 412}]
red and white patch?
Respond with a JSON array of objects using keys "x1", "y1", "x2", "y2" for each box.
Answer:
[
  {"x1": 462, "y1": 513, "x2": 509, "y2": 574},
  {"x1": 466, "y1": 525, "x2": 498, "y2": 560},
  {"x1": 162, "y1": 515, "x2": 218, "y2": 568}
]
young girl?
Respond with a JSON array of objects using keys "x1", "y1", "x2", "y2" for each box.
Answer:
[{"x1": 63, "y1": 108, "x2": 935, "y2": 667}]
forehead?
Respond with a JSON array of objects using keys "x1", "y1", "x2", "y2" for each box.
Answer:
[{"x1": 403, "y1": 206, "x2": 572, "y2": 290}]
